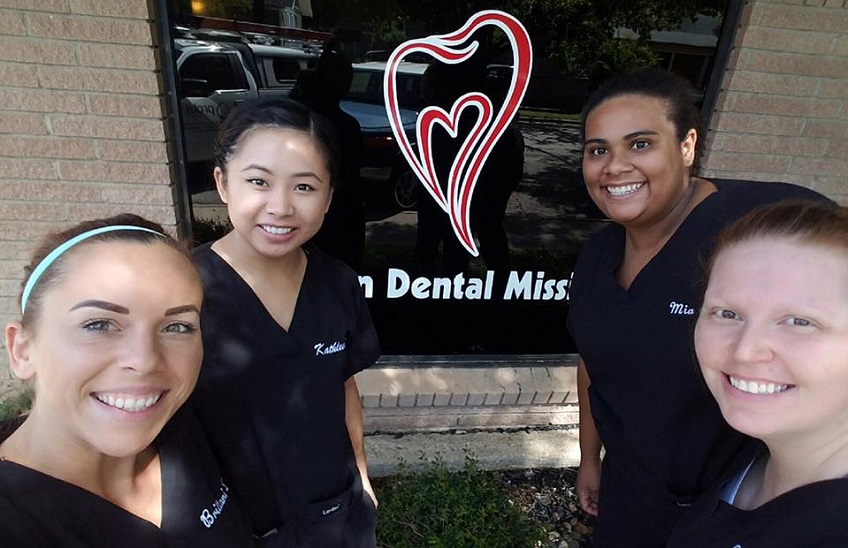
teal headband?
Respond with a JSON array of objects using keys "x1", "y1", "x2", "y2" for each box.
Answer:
[{"x1": 21, "y1": 225, "x2": 163, "y2": 315}]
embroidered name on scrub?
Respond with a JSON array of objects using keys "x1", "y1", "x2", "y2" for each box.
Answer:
[
  {"x1": 200, "y1": 479, "x2": 231, "y2": 528},
  {"x1": 314, "y1": 341, "x2": 346, "y2": 356},
  {"x1": 668, "y1": 301, "x2": 696, "y2": 315}
]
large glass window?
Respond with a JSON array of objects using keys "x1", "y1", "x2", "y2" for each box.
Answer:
[{"x1": 159, "y1": 0, "x2": 734, "y2": 356}]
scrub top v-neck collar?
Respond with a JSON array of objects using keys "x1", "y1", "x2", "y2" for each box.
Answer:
[{"x1": 205, "y1": 246, "x2": 310, "y2": 337}]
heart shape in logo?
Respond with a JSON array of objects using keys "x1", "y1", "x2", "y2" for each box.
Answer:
[{"x1": 384, "y1": 10, "x2": 533, "y2": 256}]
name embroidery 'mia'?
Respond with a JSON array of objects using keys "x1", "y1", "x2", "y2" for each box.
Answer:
[
  {"x1": 200, "y1": 479, "x2": 230, "y2": 528},
  {"x1": 669, "y1": 301, "x2": 696, "y2": 315},
  {"x1": 314, "y1": 341, "x2": 346, "y2": 356}
]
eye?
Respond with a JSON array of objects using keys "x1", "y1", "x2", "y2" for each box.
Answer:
[
  {"x1": 586, "y1": 146, "x2": 607, "y2": 157},
  {"x1": 711, "y1": 308, "x2": 740, "y2": 321},
  {"x1": 247, "y1": 178, "x2": 268, "y2": 187},
  {"x1": 631, "y1": 140, "x2": 650, "y2": 150},
  {"x1": 163, "y1": 322, "x2": 197, "y2": 334},
  {"x1": 82, "y1": 319, "x2": 116, "y2": 332},
  {"x1": 782, "y1": 316, "x2": 813, "y2": 328},
  {"x1": 294, "y1": 182, "x2": 316, "y2": 192}
]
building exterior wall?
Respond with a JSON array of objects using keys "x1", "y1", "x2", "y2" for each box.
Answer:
[
  {"x1": 0, "y1": 0, "x2": 175, "y2": 388},
  {"x1": 703, "y1": 0, "x2": 848, "y2": 202}
]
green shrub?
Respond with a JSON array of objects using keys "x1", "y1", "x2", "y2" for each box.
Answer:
[
  {"x1": 191, "y1": 217, "x2": 232, "y2": 246},
  {"x1": 376, "y1": 455, "x2": 545, "y2": 548},
  {"x1": 0, "y1": 389, "x2": 33, "y2": 421}
]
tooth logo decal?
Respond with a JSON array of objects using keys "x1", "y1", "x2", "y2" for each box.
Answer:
[{"x1": 384, "y1": 10, "x2": 533, "y2": 256}]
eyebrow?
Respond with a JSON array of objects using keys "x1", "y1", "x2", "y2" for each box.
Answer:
[
  {"x1": 241, "y1": 164, "x2": 326, "y2": 184},
  {"x1": 165, "y1": 304, "x2": 200, "y2": 316},
  {"x1": 584, "y1": 130, "x2": 660, "y2": 147},
  {"x1": 70, "y1": 300, "x2": 129, "y2": 314},
  {"x1": 69, "y1": 300, "x2": 199, "y2": 316}
]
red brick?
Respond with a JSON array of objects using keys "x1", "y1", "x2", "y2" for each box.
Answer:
[
  {"x1": 97, "y1": 140, "x2": 169, "y2": 163},
  {"x1": 754, "y1": 3, "x2": 848, "y2": 31},
  {"x1": 0, "y1": 220, "x2": 62, "y2": 241},
  {"x1": 826, "y1": 140, "x2": 848, "y2": 160},
  {"x1": 0, "y1": 89, "x2": 85, "y2": 114},
  {"x1": 731, "y1": 93, "x2": 842, "y2": 119},
  {"x1": 26, "y1": 13, "x2": 152, "y2": 45},
  {"x1": 726, "y1": 70, "x2": 819, "y2": 97},
  {"x1": 803, "y1": 120, "x2": 848, "y2": 139},
  {"x1": 788, "y1": 157, "x2": 848, "y2": 177},
  {"x1": 0, "y1": 36, "x2": 77, "y2": 65},
  {"x1": 0, "y1": 158, "x2": 58, "y2": 180},
  {"x1": 739, "y1": 50, "x2": 848, "y2": 78},
  {"x1": 0, "y1": 240, "x2": 39, "y2": 261},
  {"x1": 699, "y1": 151, "x2": 792, "y2": 174},
  {"x1": 38, "y1": 66, "x2": 159, "y2": 95},
  {"x1": 713, "y1": 112, "x2": 805, "y2": 136},
  {"x1": 48, "y1": 115, "x2": 165, "y2": 141},
  {"x1": 0, "y1": 0, "x2": 69, "y2": 12},
  {"x1": 0, "y1": 136, "x2": 94, "y2": 159},
  {"x1": 69, "y1": 0, "x2": 151, "y2": 19},
  {"x1": 87, "y1": 94, "x2": 162, "y2": 119},
  {"x1": 78, "y1": 44, "x2": 156, "y2": 70},
  {"x1": 58, "y1": 160, "x2": 171, "y2": 184},
  {"x1": 716, "y1": 133, "x2": 827, "y2": 157},
  {"x1": 98, "y1": 184, "x2": 175, "y2": 206},
  {"x1": 0, "y1": 201, "x2": 69, "y2": 221},
  {"x1": 804, "y1": 0, "x2": 825, "y2": 5},
  {"x1": 0, "y1": 61, "x2": 39, "y2": 88},
  {"x1": 0, "y1": 259, "x2": 29, "y2": 280},
  {"x1": 742, "y1": 27, "x2": 837, "y2": 55},
  {"x1": 817, "y1": 79, "x2": 848, "y2": 100},
  {"x1": 64, "y1": 203, "x2": 177, "y2": 227},
  {"x1": 0, "y1": 9, "x2": 26, "y2": 35},
  {"x1": 0, "y1": 112, "x2": 48, "y2": 135},
  {"x1": 0, "y1": 179, "x2": 100, "y2": 201},
  {"x1": 835, "y1": 35, "x2": 848, "y2": 56},
  {"x1": 824, "y1": 0, "x2": 845, "y2": 7}
]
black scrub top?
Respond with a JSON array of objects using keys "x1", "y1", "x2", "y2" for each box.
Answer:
[
  {"x1": 0, "y1": 407, "x2": 254, "y2": 548},
  {"x1": 669, "y1": 447, "x2": 848, "y2": 548},
  {"x1": 567, "y1": 179, "x2": 830, "y2": 546},
  {"x1": 191, "y1": 244, "x2": 380, "y2": 538}
]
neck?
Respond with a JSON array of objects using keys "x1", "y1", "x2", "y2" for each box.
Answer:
[
  {"x1": 0, "y1": 409, "x2": 156, "y2": 500},
  {"x1": 751, "y1": 432, "x2": 848, "y2": 506},
  {"x1": 625, "y1": 175, "x2": 703, "y2": 253},
  {"x1": 214, "y1": 231, "x2": 305, "y2": 281}
]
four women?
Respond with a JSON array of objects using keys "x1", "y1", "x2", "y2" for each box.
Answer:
[{"x1": 0, "y1": 67, "x2": 841, "y2": 546}]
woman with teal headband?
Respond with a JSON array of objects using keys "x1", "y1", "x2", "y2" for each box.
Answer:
[{"x1": 0, "y1": 214, "x2": 254, "y2": 548}]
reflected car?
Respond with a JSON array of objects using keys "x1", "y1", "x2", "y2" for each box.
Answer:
[{"x1": 341, "y1": 61, "x2": 429, "y2": 211}]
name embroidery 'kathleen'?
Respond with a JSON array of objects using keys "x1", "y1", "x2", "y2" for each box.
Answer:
[{"x1": 314, "y1": 341, "x2": 346, "y2": 356}]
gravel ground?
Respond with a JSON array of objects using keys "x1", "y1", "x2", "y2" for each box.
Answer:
[{"x1": 500, "y1": 468, "x2": 594, "y2": 548}]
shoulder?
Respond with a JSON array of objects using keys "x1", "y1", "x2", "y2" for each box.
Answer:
[
  {"x1": 305, "y1": 247, "x2": 363, "y2": 289},
  {"x1": 710, "y1": 179, "x2": 831, "y2": 210}
]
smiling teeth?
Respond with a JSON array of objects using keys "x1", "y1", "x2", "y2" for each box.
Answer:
[
  {"x1": 263, "y1": 225, "x2": 293, "y2": 235},
  {"x1": 729, "y1": 376, "x2": 789, "y2": 395},
  {"x1": 96, "y1": 393, "x2": 161, "y2": 412},
  {"x1": 606, "y1": 182, "x2": 644, "y2": 197}
]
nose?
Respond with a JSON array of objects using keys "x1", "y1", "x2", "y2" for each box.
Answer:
[
  {"x1": 602, "y1": 150, "x2": 633, "y2": 176},
  {"x1": 266, "y1": 186, "x2": 294, "y2": 217},
  {"x1": 731, "y1": 321, "x2": 774, "y2": 364},
  {"x1": 121, "y1": 328, "x2": 162, "y2": 375}
]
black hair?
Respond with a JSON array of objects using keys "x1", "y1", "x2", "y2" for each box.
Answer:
[
  {"x1": 212, "y1": 98, "x2": 341, "y2": 186},
  {"x1": 582, "y1": 68, "x2": 705, "y2": 168}
]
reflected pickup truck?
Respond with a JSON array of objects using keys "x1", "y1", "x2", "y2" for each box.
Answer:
[{"x1": 175, "y1": 38, "x2": 318, "y2": 192}]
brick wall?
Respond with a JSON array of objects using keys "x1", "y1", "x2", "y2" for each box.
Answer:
[
  {"x1": 703, "y1": 0, "x2": 848, "y2": 201},
  {"x1": 0, "y1": 1, "x2": 173, "y2": 389}
]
